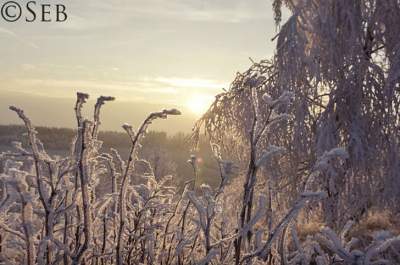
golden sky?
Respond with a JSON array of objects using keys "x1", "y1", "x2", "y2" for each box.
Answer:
[{"x1": 0, "y1": 0, "x2": 283, "y2": 133}]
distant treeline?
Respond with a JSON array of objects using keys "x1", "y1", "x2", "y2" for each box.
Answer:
[
  {"x1": 0, "y1": 125, "x2": 221, "y2": 187},
  {"x1": 0, "y1": 125, "x2": 130, "y2": 151}
]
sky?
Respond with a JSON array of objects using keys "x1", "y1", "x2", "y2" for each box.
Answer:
[{"x1": 0, "y1": 0, "x2": 283, "y2": 133}]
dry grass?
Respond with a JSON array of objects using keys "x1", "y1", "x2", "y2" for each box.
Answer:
[
  {"x1": 296, "y1": 221, "x2": 325, "y2": 241},
  {"x1": 350, "y1": 209, "x2": 400, "y2": 242}
]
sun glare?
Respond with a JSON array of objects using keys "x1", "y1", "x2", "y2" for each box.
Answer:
[{"x1": 186, "y1": 94, "x2": 213, "y2": 116}]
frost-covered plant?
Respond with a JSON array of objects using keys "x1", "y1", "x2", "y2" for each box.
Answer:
[
  {"x1": 281, "y1": 221, "x2": 400, "y2": 265},
  {"x1": 1, "y1": 4, "x2": 399, "y2": 264},
  {"x1": 0, "y1": 93, "x2": 182, "y2": 265},
  {"x1": 194, "y1": 0, "x2": 400, "y2": 228},
  {"x1": 1, "y1": 91, "x2": 399, "y2": 265}
]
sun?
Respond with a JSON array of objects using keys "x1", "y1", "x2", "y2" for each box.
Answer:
[{"x1": 186, "y1": 94, "x2": 213, "y2": 116}]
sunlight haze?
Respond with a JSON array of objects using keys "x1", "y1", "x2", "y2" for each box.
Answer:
[{"x1": 0, "y1": 0, "x2": 280, "y2": 132}]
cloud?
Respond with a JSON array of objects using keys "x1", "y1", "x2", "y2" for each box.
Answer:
[
  {"x1": 2, "y1": 74, "x2": 227, "y2": 108},
  {"x1": 0, "y1": 27, "x2": 39, "y2": 49},
  {"x1": 153, "y1": 77, "x2": 225, "y2": 90},
  {"x1": 0, "y1": 0, "x2": 275, "y2": 112},
  {"x1": 51, "y1": 0, "x2": 272, "y2": 33},
  {"x1": 11, "y1": 78, "x2": 176, "y2": 94},
  {"x1": 117, "y1": 0, "x2": 269, "y2": 23},
  {"x1": 20, "y1": 64, "x2": 36, "y2": 71},
  {"x1": 0, "y1": 27, "x2": 17, "y2": 37}
]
